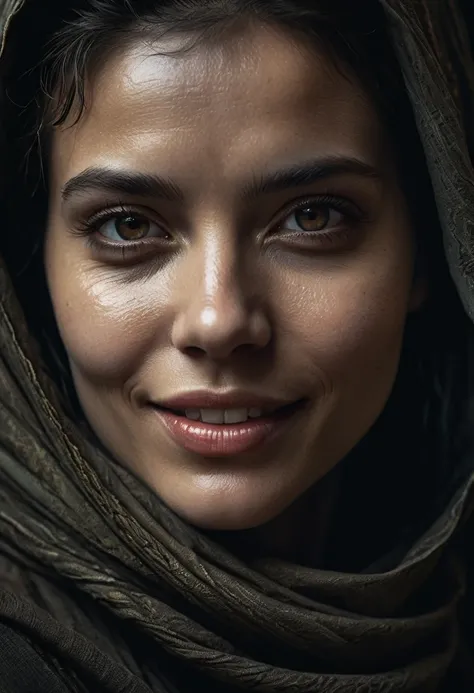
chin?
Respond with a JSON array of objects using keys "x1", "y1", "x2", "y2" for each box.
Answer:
[{"x1": 164, "y1": 484, "x2": 294, "y2": 532}]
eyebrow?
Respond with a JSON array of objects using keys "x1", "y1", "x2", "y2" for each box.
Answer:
[
  {"x1": 61, "y1": 168, "x2": 183, "y2": 203},
  {"x1": 243, "y1": 157, "x2": 381, "y2": 198},
  {"x1": 61, "y1": 157, "x2": 380, "y2": 203}
]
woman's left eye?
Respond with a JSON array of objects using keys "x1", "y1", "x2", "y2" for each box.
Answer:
[
  {"x1": 98, "y1": 214, "x2": 166, "y2": 242},
  {"x1": 280, "y1": 203, "x2": 344, "y2": 234}
]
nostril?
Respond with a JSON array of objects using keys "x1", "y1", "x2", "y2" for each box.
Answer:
[
  {"x1": 171, "y1": 296, "x2": 271, "y2": 358},
  {"x1": 183, "y1": 345, "x2": 207, "y2": 358}
]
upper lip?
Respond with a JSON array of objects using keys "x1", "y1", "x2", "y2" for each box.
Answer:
[{"x1": 155, "y1": 391, "x2": 298, "y2": 414}]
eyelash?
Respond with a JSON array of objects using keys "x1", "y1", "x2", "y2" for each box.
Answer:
[
  {"x1": 274, "y1": 194, "x2": 362, "y2": 243},
  {"x1": 72, "y1": 195, "x2": 364, "y2": 260},
  {"x1": 74, "y1": 203, "x2": 168, "y2": 260}
]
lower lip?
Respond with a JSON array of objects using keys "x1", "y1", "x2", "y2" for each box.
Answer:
[{"x1": 155, "y1": 404, "x2": 302, "y2": 457}]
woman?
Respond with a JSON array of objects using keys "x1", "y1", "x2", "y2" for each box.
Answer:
[{"x1": 0, "y1": 0, "x2": 473, "y2": 690}]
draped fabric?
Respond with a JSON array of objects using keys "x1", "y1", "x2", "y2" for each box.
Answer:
[{"x1": 0, "y1": 1, "x2": 474, "y2": 691}]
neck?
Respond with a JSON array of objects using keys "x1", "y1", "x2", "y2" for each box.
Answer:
[{"x1": 211, "y1": 469, "x2": 341, "y2": 567}]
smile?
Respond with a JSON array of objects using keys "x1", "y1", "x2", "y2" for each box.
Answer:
[{"x1": 153, "y1": 400, "x2": 305, "y2": 457}]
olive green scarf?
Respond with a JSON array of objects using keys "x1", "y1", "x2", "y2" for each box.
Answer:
[{"x1": 0, "y1": 1, "x2": 474, "y2": 691}]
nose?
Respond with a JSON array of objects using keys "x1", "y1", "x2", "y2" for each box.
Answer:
[{"x1": 171, "y1": 246, "x2": 272, "y2": 360}]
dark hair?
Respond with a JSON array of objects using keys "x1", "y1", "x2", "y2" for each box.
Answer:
[{"x1": 0, "y1": 0, "x2": 471, "y2": 566}]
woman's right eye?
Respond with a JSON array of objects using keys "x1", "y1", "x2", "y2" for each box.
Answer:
[{"x1": 98, "y1": 214, "x2": 167, "y2": 242}]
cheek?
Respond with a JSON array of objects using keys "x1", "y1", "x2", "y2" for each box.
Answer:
[
  {"x1": 277, "y1": 256, "x2": 413, "y2": 387},
  {"x1": 45, "y1": 247, "x2": 172, "y2": 381}
]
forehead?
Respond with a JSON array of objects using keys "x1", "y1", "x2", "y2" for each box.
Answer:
[{"x1": 50, "y1": 24, "x2": 386, "y2": 183}]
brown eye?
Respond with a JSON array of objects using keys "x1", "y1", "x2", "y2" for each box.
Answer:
[
  {"x1": 294, "y1": 205, "x2": 331, "y2": 232},
  {"x1": 98, "y1": 214, "x2": 165, "y2": 241},
  {"x1": 115, "y1": 216, "x2": 150, "y2": 240},
  {"x1": 281, "y1": 203, "x2": 345, "y2": 234}
]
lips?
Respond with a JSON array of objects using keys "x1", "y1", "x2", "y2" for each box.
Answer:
[
  {"x1": 151, "y1": 395, "x2": 305, "y2": 457},
  {"x1": 156, "y1": 391, "x2": 288, "y2": 413}
]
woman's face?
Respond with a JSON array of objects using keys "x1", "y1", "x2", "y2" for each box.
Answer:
[{"x1": 45, "y1": 24, "x2": 421, "y2": 530}]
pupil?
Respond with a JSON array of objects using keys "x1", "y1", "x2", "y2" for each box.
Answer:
[
  {"x1": 295, "y1": 206, "x2": 329, "y2": 232},
  {"x1": 116, "y1": 216, "x2": 148, "y2": 240}
]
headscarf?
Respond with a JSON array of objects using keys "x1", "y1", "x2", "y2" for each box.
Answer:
[{"x1": 0, "y1": 1, "x2": 474, "y2": 691}]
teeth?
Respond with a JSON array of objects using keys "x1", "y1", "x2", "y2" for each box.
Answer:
[
  {"x1": 224, "y1": 408, "x2": 248, "y2": 424},
  {"x1": 184, "y1": 409, "x2": 201, "y2": 421},
  {"x1": 183, "y1": 408, "x2": 263, "y2": 424},
  {"x1": 200, "y1": 409, "x2": 225, "y2": 424}
]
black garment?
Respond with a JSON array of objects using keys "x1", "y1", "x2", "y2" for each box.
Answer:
[{"x1": 0, "y1": 622, "x2": 70, "y2": 693}]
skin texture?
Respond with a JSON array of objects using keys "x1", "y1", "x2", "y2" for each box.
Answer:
[{"x1": 45, "y1": 23, "x2": 423, "y2": 542}]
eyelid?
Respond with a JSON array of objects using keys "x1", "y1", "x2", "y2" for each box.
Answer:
[
  {"x1": 96, "y1": 205, "x2": 148, "y2": 222},
  {"x1": 71, "y1": 202, "x2": 144, "y2": 228}
]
